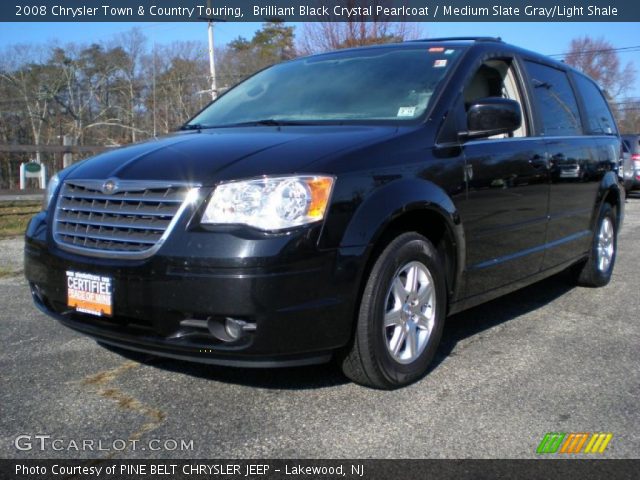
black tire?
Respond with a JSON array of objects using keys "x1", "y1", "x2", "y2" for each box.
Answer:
[
  {"x1": 572, "y1": 202, "x2": 617, "y2": 288},
  {"x1": 341, "y1": 232, "x2": 447, "y2": 389}
]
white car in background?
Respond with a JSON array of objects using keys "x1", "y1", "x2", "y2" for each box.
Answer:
[{"x1": 622, "y1": 135, "x2": 640, "y2": 193}]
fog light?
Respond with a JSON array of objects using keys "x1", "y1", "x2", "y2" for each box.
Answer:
[
  {"x1": 225, "y1": 317, "x2": 246, "y2": 340},
  {"x1": 206, "y1": 317, "x2": 255, "y2": 342}
]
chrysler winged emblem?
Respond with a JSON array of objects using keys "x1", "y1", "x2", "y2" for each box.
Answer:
[{"x1": 102, "y1": 178, "x2": 118, "y2": 194}]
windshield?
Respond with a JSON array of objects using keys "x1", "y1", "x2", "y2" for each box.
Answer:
[{"x1": 186, "y1": 46, "x2": 464, "y2": 127}]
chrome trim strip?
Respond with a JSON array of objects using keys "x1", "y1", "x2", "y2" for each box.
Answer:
[
  {"x1": 57, "y1": 200, "x2": 177, "y2": 217},
  {"x1": 57, "y1": 230, "x2": 159, "y2": 245},
  {"x1": 56, "y1": 215, "x2": 169, "y2": 231},
  {"x1": 64, "y1": 179, "x2": 191, "y2": 192},
  {"x1": 468, "y1": 230, "x2": 591, "y2": 271},
  {"x1": 59, "y1": 192, "x2": 185, "y2": 204}
]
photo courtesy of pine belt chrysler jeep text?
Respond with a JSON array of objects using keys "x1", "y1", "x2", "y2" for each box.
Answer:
[{"x1": 25, "y1": 37, "x2": 624, "y2": 389}]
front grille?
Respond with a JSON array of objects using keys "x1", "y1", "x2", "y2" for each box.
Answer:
[{"x1": 53, "y1": 179, "x2": 197, "y2": 258}]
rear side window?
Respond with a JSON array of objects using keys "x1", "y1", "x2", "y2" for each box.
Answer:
[
  {"x1": 525, "y1": 61, "x2": 582, "y2": 136},
  {"x1": 573, "y1": 74, "x2": 617, "y2": 135}
]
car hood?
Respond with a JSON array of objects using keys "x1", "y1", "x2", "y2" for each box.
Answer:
[{"x1": 65, "y1": 125, "x2": 399, "y2": 185}]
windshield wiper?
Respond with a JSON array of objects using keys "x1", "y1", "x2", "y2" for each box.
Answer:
[
  {"x1": 254, "y1": 119, "x2": 292, "y2": 126},
  {"x1": 180, "y1": 123, "x2": 212, "y2": 131},
  {"x1": 181, "y1": 119, "x2": 318, "y2": 130},
  {"x1": 217, "y1": 119, "x2": 315, "y2": 128}
]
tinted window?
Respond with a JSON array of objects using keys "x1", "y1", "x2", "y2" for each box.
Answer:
[
  {"x1": 525, "y1": 61, "x2": 582, "y2": 136},
  {"x1": 574, "y1": 74, "x2": 617, "y2": 135}
]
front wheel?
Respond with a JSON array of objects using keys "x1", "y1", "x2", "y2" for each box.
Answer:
[{"x1": 341, "y1": 232, "x2": 446, "y2": 389}]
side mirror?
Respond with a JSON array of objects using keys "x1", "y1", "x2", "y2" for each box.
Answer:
[{"x1": 462, "y1": 97, "x2": 522, "y2": 139}]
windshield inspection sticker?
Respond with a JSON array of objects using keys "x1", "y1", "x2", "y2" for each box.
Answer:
[
  {"x1": 397, "y1": 106, "x2": 417, "y2": 117},
  {"x1": 434, "y1": 59, "x2": 448, "y2": 68},
  {"x1": 445, "y1": 49, "x2": 455, "y2": 55}
]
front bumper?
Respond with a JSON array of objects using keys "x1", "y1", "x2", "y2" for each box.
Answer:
[{"x1": 24, "y1": 212, "x2": 363, "y2": 367}]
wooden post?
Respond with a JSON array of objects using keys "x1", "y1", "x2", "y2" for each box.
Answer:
[{"x1": 63, "y1": 135, "x2": 73, "y2": 168}]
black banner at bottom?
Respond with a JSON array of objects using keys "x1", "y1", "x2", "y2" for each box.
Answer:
[{"x1": 2, "y1": 459, "x2": 639, "y2": 480}]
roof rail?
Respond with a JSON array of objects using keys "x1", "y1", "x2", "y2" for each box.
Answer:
[{"x1": 410, "y1": 37, "x2": 502, "y2": 43}]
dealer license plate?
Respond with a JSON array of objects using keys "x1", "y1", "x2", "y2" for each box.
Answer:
[{"x1": 66, "y1": 271, "x2": 113, "y2": 317}]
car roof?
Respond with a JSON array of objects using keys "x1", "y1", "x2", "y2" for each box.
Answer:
[{"x1": 309, "y1": 37, "x2": 574, "y2": 71}]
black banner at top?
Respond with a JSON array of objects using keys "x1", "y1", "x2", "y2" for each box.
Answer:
[{"x1": 3, "y1": 0, "x2": 640, "y2": 22}]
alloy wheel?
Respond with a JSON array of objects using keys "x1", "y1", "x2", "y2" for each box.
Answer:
[{"x1": 383, "y1": 261, "x2": 436, "y2": 364}]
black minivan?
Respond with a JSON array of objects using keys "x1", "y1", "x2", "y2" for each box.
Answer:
[{"x1": 25, "y1": 37, "x2": 623, "y2": 388}]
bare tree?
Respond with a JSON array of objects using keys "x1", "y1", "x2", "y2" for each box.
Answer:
[
  {"x1": 217, "y1": 21, "x2": 297, "y2": 89},
  {"x1": 299, "y1": 2, "x2": 422, "y2": 55},
  {"x1": 616, "y1": 99, "x2": 640, "y2": 133},
  {"x1": 111, "y1": 28, "x2": 146, "y2": 142},
  {"x1": 564, "y1": 36, "x2": 636, "y2": 98},
  {"x1": 0, "y1": 45, "x2": 64, "y2": 163},
  {"x1": 146, "y1": 41, "x2": 209, "y2": 133},
  {"x1": 50, "y1": 44, "x2": 115, "y2": 144}
]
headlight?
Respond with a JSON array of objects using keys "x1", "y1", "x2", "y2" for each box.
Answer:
[
  {"x1": 202, "y1": 175, "x2": 334, "y2": 230},
  {"x1": 43, "y1": 173, "x2": 61, "y2": 210}
]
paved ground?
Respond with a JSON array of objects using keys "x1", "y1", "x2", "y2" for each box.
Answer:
[
  {"x1": 0, "y1": 238, "x2": 24, "y2": 276},
  {"x1": 1, "y1": 195, "x2": 639, "y2": 459}
]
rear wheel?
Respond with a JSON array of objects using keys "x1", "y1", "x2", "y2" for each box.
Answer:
[
  {"x1": 572, "y1": 202, "x2": 617, "y2": 287},
  {"x1": 341, "y1": 232, "x2": 446, "y2": 389}
]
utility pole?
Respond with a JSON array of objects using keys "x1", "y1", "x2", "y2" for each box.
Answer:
[
  {"x1": 62, "y1": 135, "x2": 73, "y2": 168},
  {"x1": 207, "y1": 19, "x2": 217, "y2": 101},
  {"x1": 152, "y1": 40, "x2": 157, "y2": 137},
  {"x1": 200, "y1": 0, "x2": 225, "y2": 101}
]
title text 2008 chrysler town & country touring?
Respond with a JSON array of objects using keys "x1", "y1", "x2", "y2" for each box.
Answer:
[{"x1": 25, "y1": 37, "x2": 624, "y2": 388}]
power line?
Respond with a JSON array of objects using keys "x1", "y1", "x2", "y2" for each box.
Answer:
[{"x1": 548, "y1": 45, "x2": 640, "y2": 58}]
